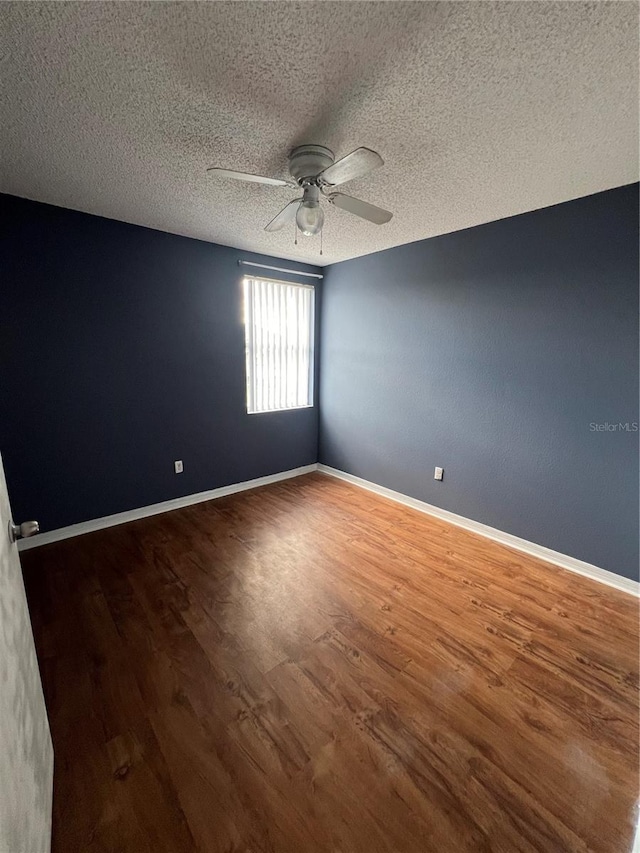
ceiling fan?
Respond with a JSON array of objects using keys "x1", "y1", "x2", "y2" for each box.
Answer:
[{"x1": 207, "y1": 144, "x2": 392, "y2": 237}]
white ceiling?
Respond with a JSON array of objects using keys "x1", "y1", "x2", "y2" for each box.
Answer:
[{"x1": 1, "y1": 2, "x2": 637, "y2": 266}]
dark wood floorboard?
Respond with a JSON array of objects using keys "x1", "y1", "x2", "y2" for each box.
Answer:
[{"x1": 22, "y1": 473, "x2": 639, "y2": 853}]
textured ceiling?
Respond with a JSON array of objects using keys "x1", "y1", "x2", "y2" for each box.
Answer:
[{"x1": 1, "y1": 2, "x2": 637, "y2": 266}]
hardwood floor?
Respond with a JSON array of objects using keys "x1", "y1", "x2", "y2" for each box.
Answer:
[{"x1": 21, "y1": 473, "x2": 638, "y2": 853}]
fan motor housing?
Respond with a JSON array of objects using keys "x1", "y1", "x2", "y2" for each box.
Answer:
[{"x1": 288, "y1": 145, "x2": 334, "y2": 184}]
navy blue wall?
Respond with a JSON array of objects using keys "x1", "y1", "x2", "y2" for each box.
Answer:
[
  {"x1": 0, "y1": 194, "x2": 321, "y2": 532},
  {"x1": 319, "y1": 185, "x2": 639, "y2": 581}
]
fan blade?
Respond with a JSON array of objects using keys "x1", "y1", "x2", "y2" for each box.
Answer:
[
  {"x1": 318, "y1": 147, "x2": 383, "y2": 187},
  {"x1": 264, "y1": 199, "x2": 302, "y2": 232},
  {"x1": 207, "y1": 167, "x2": 294, "y2": 188},
  {"x1": 327, "y1": 193, "x2": 392, "y2": 225}
]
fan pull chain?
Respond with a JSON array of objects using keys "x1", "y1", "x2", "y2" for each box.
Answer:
[
  {"x1": 294, "y1": 219, "x2": 297, "y2": 246},
  {"x1": 320, "y1": 228, "x2": 323, "y2": 256}
]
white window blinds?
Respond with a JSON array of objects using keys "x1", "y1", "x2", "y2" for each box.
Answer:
[{"x1": 243, "y1": 277, "x2": 315, "y2": 414}]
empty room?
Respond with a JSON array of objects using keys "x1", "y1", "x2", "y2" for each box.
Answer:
[{"x1": 1, "y1": 2, "x2": 638, "y2": 852}]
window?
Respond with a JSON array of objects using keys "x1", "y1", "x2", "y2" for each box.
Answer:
[{"x1": 243, "y1": 276, "x2": 315, "y2": 414}]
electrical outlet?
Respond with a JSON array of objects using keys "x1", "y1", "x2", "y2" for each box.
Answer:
[
  {"x1": 434, "y1": 466, "x2": 444, "y2": 481},
  {"x1": 174, "y1": 460, "x2": 183, "y2": 474}
]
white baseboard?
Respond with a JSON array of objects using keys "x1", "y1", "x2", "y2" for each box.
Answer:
[
  {"x1": 20, "y1": 461, "x2": 638, "y2": 598},
  {"x1": 317, "y1": 465, "x2": 639, "y2": 597},
  {"x1": 18, "y1": 464, "x2": 318, "y2": 551}
]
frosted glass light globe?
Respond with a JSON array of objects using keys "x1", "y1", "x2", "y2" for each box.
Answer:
[{"x1": 296, "y1": 201, "x2": 324, "y2": 236}]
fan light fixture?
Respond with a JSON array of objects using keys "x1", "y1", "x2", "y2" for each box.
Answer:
[{"x1": 296, "y1": 186, "x2": 324, "y2": 236}]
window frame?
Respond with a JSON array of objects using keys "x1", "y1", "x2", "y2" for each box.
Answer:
[{"x1": 242, "y1": 275, "x2": 316, "y2": 415}]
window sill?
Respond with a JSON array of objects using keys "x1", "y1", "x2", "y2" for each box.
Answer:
[{"x1": 247, "y1": 404, "x2": 315, "y2": 415}]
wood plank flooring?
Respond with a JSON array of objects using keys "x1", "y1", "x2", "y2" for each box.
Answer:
[{"x1": 21, "y1": 472, "x2": 639, "y2": 853}]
